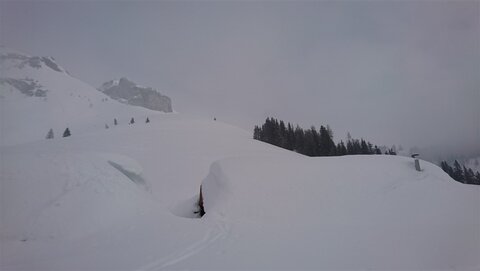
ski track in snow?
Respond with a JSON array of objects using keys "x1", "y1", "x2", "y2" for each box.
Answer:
[
  {"x1": 138, "y1": 218, "x2": 229, "y2": 270},
  {"x1": 24, "y1": 156, "x2": 99, "y2": 239}
]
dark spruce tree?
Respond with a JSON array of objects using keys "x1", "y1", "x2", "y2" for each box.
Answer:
[
  {"x1": 453, "y1": 160, "x2": 463, "y2": 182},
  {"x1": 253, "y1": 125, "x2": 261, "y2": 140},
  {"x1": 286, "y1": 123, "x2": 295, "y2": 150},
  {"x1": 318, "y1": 125, "x2": 336, "y2": 156},
  {"x1": 347, "y1": 139, "x2": 362, "y2": 155},
  {"x1": 440, "y1": 161, "x2": 453, "y2": 177},
  {"x1": 63, "y1": 128, "x2": 71, "y2": 138},
  {"x1": 279, "y1": 120, "x2": 287, "y2": 148},
  {"x1": 440, "y1": 160, "x2": 480, "y2": 185},
  {"x1": 472, "y1": 170, "x2": 480, "y2": 185},
  {"x1": 303, "y1": 128, "x2": 317, "y2": 157},
  {"x1": 294, "y1": 125, "x2": 305, "y2": 154},
  {"x1": 46, "y1": 128, "x2": 54, "y2": 139},
  {"x1": 336, "y1": 141, "x2": 347, "y2": 156},
  {"x1": 463, "y1": 166, "x2": 475, "y2": 184},
  {"x1": 253, "y1": 117, "x2": 391, "y2": 158},
  {"x1": 360, "y1": 139, "x2": 369, "y2": 154}
]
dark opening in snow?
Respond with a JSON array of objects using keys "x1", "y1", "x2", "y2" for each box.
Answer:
[
  {"x1": 196, "y1": 185, "x2": 205, "y2": 217},
  {"x1": 170, "y1": 186, "x2": 205, "y2": 219}
]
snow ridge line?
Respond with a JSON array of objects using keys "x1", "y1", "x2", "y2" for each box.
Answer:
[{"x1": 137, "y1": 218, "x2": 229, "y2": 270}]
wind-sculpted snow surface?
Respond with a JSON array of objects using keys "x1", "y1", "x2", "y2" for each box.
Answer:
[{"x1": 1, "y1": 113, "x2": 479, "y2": 270}]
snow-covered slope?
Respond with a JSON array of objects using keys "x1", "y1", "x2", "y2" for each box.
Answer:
[
  {"x1": 0, "y1": 47, "x2": 154, "y2": 146},
  {"x1": 99, "y1": 77, "x2": 173, "y2": 113},
  {"x1": 199, "y1": 155, "x2": 480, "y2": 270},
  {"x1": 1, "y1": 112, "x2": 479, "y2": 270},
  {"x1": 1, "y1": 48, "x2": 479, "y2": 270}
]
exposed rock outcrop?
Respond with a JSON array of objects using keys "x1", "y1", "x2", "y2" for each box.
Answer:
[{"x1": 99, "y1": 78, "x2": 172, "y2": 113}]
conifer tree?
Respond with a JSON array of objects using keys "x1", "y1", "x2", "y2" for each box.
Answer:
[
  {"x1": 114, "y1": 118, "x2": 118, "y2": 125},
  {"x1": 294, "y1": 125, "x2": 305, "y2": 153},
  {"x1": 319, "y1": 125, "x2": 334, "y2": 156},
  {"x1": 475, "y1": 172, "x2": 480, "y2": 185},
  {"x1": 360, "y1": 139, "x2": 369, "y2": 154},
  {"x1": 253, "y1": 125, "x2": 261, "y2": 140},
  {"x1": 272, "y1": 118, "x2": 281, "y2": 146},
  {"x1": 311, "y1": 127, "x2": 320, "y2": 156},
  {"x1": 336, "y1": 141, "x2": 347, "y2": 156},
  {"x1": 286, "y1": 123, "x2": 295, "y2": 150},
  {"x1": 105, "y1": 124, "x2": 109, "y2": 129},
  {"x1": 368, "y1": 143, "x2": 374, "y2": 154},
  {"x1": 146, "y1": 117, "x2": 150, "y2": 123},
  {"x1": 440, "y1": 161, "x2": 452, "y2": 177},
  {"x1": 453, "y1": 160, "x2": 463, "y2": 182},
  {"x1": 303, "y1": 129, "x2": 316, "y2": 156},
  {"x1": 326, "y1": 125, "x2": 333, "y2": 140},
  {"x1": 469, "y1": 168, "x2": 477, "y2": 184},
  {"x1": 279, "y1": 120, "x2": 287, "y2": 148},
  {"x1": 464, "y1": 167, "x2": 475, "y2": 184},
  {"x1": 440, "y1": 161, "x2": 447, "y2": 172},
  {"x1": 352, "y1": 139, "x2": 361, "y2": 154},
  {"x1": 252, "y1": 117, "x2": 391, "y2": 158},
  {"x1": 262, "y1": 118, "x2": 274, "y2": 144},
  {"x1": 46, "y1": 128, "x2": 54, "y2": 139},
  {"x1": 130, "y1": 118, "x2": 135, "y2": 124},
  {"x1": 440, "y1": 160, "x2": 480, "y2": 185},
  {"x1": 63, "y1": 128, "x2": 71, "y2": 138}
]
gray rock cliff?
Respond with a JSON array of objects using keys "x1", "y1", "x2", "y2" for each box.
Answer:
[{"x1": 99, "y1": 77, "x2": 172, "y2": 113}]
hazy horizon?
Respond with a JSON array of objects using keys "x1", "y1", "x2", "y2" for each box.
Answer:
[{"x1": 1, "y1": 0, "x2": 479, "y2": 155}]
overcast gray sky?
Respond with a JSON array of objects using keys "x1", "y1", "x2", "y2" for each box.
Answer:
[{"x1": 1, "y1": 0, "x2": 479, "y2": 153}]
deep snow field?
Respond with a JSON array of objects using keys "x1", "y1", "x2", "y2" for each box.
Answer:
[
  {"x1": 1, "y1": 47, "x2": 479, "y2": 270},
  {"x1": 1, "y1": 113, "x2": 479, "y2": 270}
]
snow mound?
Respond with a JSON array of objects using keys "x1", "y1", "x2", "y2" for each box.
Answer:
[
  {"x1": 0, "y1": 149, "x2": 157, "y2": 243},
  {"x1": 198, "y1": 155, "x2": 480, "y2": 270}
]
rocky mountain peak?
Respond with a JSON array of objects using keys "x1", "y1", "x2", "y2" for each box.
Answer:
[{"x1": 99, "y1": 78, "x2": 173, "y2": 113}]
